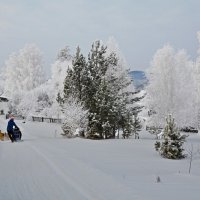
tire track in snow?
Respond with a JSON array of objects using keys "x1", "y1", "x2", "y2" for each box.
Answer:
[
  {"x1": 0, "y1": 141, "x2": 90, "y2": 200},
  {"x1": 28, "y1": 144, "x2": 108, "y2": 200},
  {"x1": 28, "y1": 141, "x2": 141, "y2": 200}
]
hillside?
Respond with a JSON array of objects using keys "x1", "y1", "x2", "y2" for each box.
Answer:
[{"x1": 129, "y1": 70, "x2": 148, "y2": 90}]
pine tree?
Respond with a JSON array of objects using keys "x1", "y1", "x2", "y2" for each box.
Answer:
[
  {"x1": 57, "y1": 46, "x2": 72, "y2": 61},
  {"x1": 156, "y1": 114, "x2": 187, "y2": 159},
  {"x1": 63, "y1": 67, "x2": 74, "y2": 99},
  {"x1": 63, "y1": 46, "x2": 87, "y2": 101},
  {"x1": 85, "y1": 41, "x2": 114, "y2": 138},
  {"x1": 62, "y1": 47, "x2": 91, "y2": 137},
  {"x1": 56, "y1": 92, "x2": 64, "y2": 104},
  {"x1": 71, "y1": 46, "x2": 87, "y2": 101}
]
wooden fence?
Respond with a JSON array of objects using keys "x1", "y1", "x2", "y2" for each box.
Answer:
[
  {"x1": 32, "y1": 116, "x2": 62, "y2": 124},
  {"x1": 6, "y1": 114, "x2": 62, "y2": 124}
]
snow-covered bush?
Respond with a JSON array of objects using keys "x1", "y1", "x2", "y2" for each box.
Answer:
[{"x1": 61, "y1": 97, "x2": 88, "y2": 138}]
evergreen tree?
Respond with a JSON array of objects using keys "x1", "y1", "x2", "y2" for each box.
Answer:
[
  {"x1": 62, "y1": 47, "x2": 91, "y2": 137},
  {"x1": 56, "y1": 92, "x2": 64, "y2": 104},
  {"x1": 63, "y1": 46, "x2": 87, "y2": 101},
  {"x1": 155, "y1": 114, "x2": 186, "y2": 159},
  {"x1": 85, "y1": 42, "x2": 118, "y2": 138},
  {"x1": 57, "y1": 46, "x2": 72, "y2": 61}
]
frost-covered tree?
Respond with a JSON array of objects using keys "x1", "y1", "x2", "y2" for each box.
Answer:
[
  {"x1": 194, "y1": 31, "x2": 200, "y2": 128},
  {"x1": 17, "y1": 84, "x2": 54, "y2": 119},
  {"x1": 4, "y1": 52, "x2": 21, "y2": 98},
  {"x1": 155, "y1": 114, "x2": 186, "y2": 159},
  {"x1": 34, "y1": 46, "x2": 73, "y2": 119},
  {"x1": 174, "y1": 50, "x2": 195, "y2": 127},
  {"x1": 51, "y1": 46, "x2": 73, "y2": 99},
  {"x1": 4, "y1": 44, "x2": 45, "y2": 97},
  {"x1": 7, "y1": 92, "x2": 22, "y2": 114},
  {"x1": 16, "y1": 90, "x2": 35, "y2": 118},
  {"x1": 146, "y1": 45, "x2": 195, "y2": 128},
  {"x1": 106, "y1": 36, "x2": 128, "y2": 71},
  {"x1": 146, "y1": 45, "x2": 176, "y2": 127},
  {"x1": 18, "y1": 46, "x2": 73, "y2": 119},
  {"x1": 3, "y1": 44, "x2": 45, "y2": 113}
]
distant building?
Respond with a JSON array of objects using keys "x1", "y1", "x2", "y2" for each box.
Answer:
[
  {"x1": 0, "y1": 96, "x2": 8, "y2": 102},
  {"x1": 0, "y1": 95, "x2": 9, "y2": 115}
]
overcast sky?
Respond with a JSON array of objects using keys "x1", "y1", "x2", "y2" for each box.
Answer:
[{"x1": 1, "y1": 0, "x2": 200, "y2": 76}]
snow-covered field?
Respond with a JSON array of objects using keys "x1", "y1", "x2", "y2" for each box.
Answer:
[{"x1": 0, "y1": 116, "x2": 200, "y2": 200}]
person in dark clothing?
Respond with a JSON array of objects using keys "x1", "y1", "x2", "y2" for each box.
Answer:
[{"x1": 7, "y1": 116, "x2": 19, "y2": 142}]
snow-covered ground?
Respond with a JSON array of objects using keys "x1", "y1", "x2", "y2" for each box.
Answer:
[{"x1": 0, "y1": 116, "x2": 200, "y2": 200}]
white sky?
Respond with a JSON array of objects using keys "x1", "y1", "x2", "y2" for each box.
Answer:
[{"x1": 0, "y1": 0, "x2": 200, "y2": 76}]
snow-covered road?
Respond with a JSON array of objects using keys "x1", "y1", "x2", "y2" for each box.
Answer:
[{"x1": 0, "y1": 118, "x2": 140, "y2": 200}]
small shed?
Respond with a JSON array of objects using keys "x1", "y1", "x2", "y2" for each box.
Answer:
[{"x1": 0, "y1": 95, "x2": 9, "y2": 115}]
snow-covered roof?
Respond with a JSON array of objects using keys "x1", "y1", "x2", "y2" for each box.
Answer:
[{"x1": 0, "y1": 95, "x2": 9, "y2": 102}]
